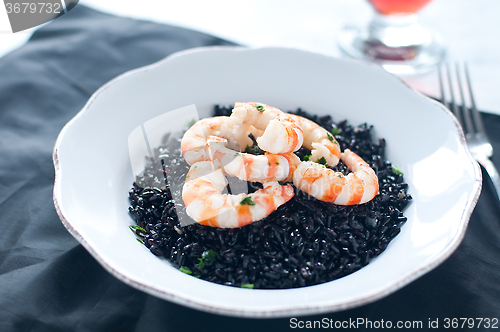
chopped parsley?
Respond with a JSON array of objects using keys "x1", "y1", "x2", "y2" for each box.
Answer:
[
  {"x1": 327, "y1": 132, "x2": 334, "y2": 142},
  {"x1": 240, "y1": 196, "x2": 256, "y2": 206},
  {"x1": 337, "y1": 174, "x2": 344, "y2": 178},
  {"x1": 391, "y1": 164, "x2": 404, "y2": 175},
  {"x1": 136, "y1": 238, "x2": 144, "y2": 245},
  {"x1": 129, "y1": 225, "x2": 147, "y2": 233},
  {"x1": 244, "y1": 145, "x2": 266, "y2": 155},
  {"x1": 179, "y1": 266, "x2": 192, "y2": 275},
  {"x1": 202, "y1": 249, "x2": 218, "y2": 261},
  {"x1": 331, "y1": 127, "x2": 341, "y2": 136},
  {"x1": 317, "y1": 157, "x2": 327, "y2": 165},
  {"x1": 303, "y1": 154, "x2": 311, "y2": 161},
  {"x1": 254, "y1": 105, "x2": 265, "y2": 111},
  {"x1": 198, "y1": 249, "x2": 219, "y2": 269},
  {"x1": 241, "y1": 284, "x2": 254, "y2": 289}
]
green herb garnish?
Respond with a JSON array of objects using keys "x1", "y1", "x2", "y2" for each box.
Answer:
[
  {"x1": 179, "y1": 266, "x2": 192, "y2": 275},
  {"x1": 303, "y1": 154, "x2": 311, "y2": 161},
  {"x1": 337, "y1": 174, "x2": 344, "y2": 178},
  {"x1": 317, "y1": 157, "x2": 327, "y2": 165},
  {"x1": 327, "y1": 132, "x2": 334, "y2": 142},
  {"x1": 331, "y1": 127, "x2": 341, "y2": 136},
  {"x1": 241, "y1": 283, "x2": 254, "y2": 289},
  {"x1": 240, "y1": 197, "x2": 256, "y2": 206},
  {"x1": 129, "y1": 225, "x2": 147, "y2": 233},
  {"x1": 202, "y1": 249, "x2": 218, "y2": 261},
  {"x1": 391, "y1": 164, "x2": 404, "y2": 175},
  {"x1": 255, "y1": 105, "x2": 265, "y2": 111},
  {"x1": 136, "y1": 238, "x2": 145, "y2": 245},
  {"x1": 198, "y1": 249, "x2": 218, "y2": 269},
  {"x1": 244, "y1": 145, "x2": 266, "y2": 155},
  {"x1": 187, "y1": 119, "x2": 196, "y2": 127}
]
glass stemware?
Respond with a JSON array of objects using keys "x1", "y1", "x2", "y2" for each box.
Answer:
[{"x1": 338, "y1": 0, "x2": 445, "y2": 75}]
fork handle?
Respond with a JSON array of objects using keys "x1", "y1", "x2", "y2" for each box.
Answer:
[{"x1": 476, "y1": 156, "x2": 500, "y2": 201}]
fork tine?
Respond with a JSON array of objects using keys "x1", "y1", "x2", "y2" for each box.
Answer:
[
  {"x1": 451, "y1": 63, "x2": 500, "y2": 201},
  {"x1": 464, "y1": 63, "x2": 488, "y2": 138},
  {"x1": 455, "y1": 63, "x2": 475, "y2": 135},
  {"x1": 444, "y1": 63, "x2": 462, "y2": 126},
  {"x1": 437, "y1": 65, "x2": 446, "y2": 104}
]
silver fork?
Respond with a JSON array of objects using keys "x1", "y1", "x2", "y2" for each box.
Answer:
[{"x1": 438, "y1": 63, "x2": 500, "y2": 200}]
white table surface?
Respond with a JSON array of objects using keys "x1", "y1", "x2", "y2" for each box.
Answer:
[{"x1": 1, "y1": 0, "x2": 499, "y2": 114}]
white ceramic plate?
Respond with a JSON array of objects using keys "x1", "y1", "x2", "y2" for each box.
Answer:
[{"x1": 53, "y1": 47, "x2": 481, "y2": 318}]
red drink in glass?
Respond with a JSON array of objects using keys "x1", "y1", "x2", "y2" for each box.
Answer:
[
  {"x1": 368, "y1": 0, "x2": 433, "y2": 15},
  {"x1": 337, "y1": 0, "x2": 444, "y2": 74}
]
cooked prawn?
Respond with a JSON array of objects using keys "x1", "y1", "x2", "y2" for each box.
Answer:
[
  {"x1": 206, "y1": 136, "x2": 300, "y2": 183},
  {"x1": 293, "y1": 149, "x2": 379, "y2": 205},
  {"x1": 229, "y1": 102, "x2": 303, "y2": 154},
  {"x1": 181, "y1": 116, "x2": 253, "y2": 165},
  {"x1": 289, "y1": 114, "x2": 341, "y2": 166},
  {"x1": 182, "y1": 161, "x2": 294, "y2": 228}
]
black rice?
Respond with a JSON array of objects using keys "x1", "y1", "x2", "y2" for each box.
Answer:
[{"x1": 127, "y1": 105, "x2": 412, "y2": 289}]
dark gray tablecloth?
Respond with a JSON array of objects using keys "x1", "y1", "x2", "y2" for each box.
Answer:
[{"x1": 0, "y1": 5, "x2": 498, "y2": 332}]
